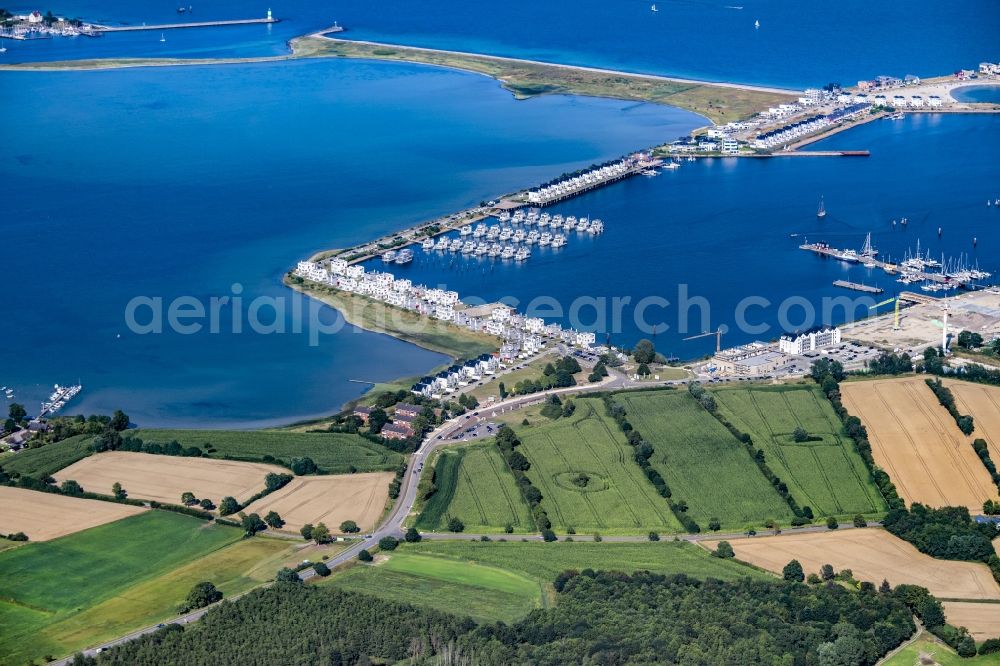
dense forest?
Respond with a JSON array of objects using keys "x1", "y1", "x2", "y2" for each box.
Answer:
[{"x1": 81, "y1": 571, "x2": 922, "y2": 665}]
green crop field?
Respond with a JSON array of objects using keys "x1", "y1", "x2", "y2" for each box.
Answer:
[
  {"x1": 405, "y1": 540, "x2": 769, "y2": 584},
  {"x1": 1, "y1": 434, "x2": 94, "y2": 477},
  {"x1": 0, "y1": 511, "x2": 243, "y2": 663},
  {"x1": 712, "y1": 385, "x2": 886, "y2": 518},
  {"x1": 130, "y1": 429, "x2": 404, "y2": 474},
  {"x1": 515, "y1": 398, "x2": 682, "y2": 534},
  {"x1": 40, "y1": 536, "x2": 292, "y2": 654},
  {"x1": 326, "y1": 552, "x2": 542, "y2": 623},
  {"x1": 618, "y1": 390, "x2": 794, "y2": 530},
  {"x1": 417, "y1": 444, "x2": 533, "y2": 533}
]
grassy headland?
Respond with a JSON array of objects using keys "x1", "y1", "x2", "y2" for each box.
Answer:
[
  {"x1": 295, "y1": 37, "x2": 797, "y2": 125},
  {"x1": 286, "y1": 275, "x2": 499, "y2": 362},
  {"x1": 1, "y1": 34, "x2": 797, "y2": 126}
]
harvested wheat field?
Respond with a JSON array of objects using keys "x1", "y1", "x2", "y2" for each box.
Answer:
[
  {"x1": 703, "y1": 529, "x2": 1000, "y2": 600},
  {"x1": 942, "y1": 601, "x2": 1000, "y2": 641},
  {"x1": 0, "y1": 486, "x2": 145, "y2": 541},
  {"x1": 841, "y1": 376, "x2": 997, "y2": 510},
  {"x1": 949, "y1": 379, "x2": 1000, "y2": 461},
  {"x1": 53, "y1": 452, "x2": 287, "y2": 506},
  {"x1": 240, "y1": 472, "x2": 393, "y2": 533}
]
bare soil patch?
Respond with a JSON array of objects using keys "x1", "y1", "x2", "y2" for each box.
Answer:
[
  {"x1": 703, "y1": 529, "x2": 1000, "y2": 600},
  {"x1": 841, "y1": 376, "x2": 997, "y2": 510},
  {"x1": 53, "y1": 452, "x2": 286, "y2": 506},
  {"x1": 240, "y1": 472, "x2": 393, "y2": 533},
  {"x1": 0, "y1": 486, "x2": 146, "y2": 541}
]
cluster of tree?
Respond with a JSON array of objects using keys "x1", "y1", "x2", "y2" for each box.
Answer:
[
  {"x1": 538, "y1": 394, "x2": 575, "y2": 420},
  {"x1": 73, "y1": 584, "x2": 477, "y2": 666},
  {"x1": 92, "y1": 433, "x2": 204, "y2": 457},
  {"x1": 238, "y1": 510, "x2": 285, "y2": 536},
  {"x1": 812, "y1": 360, "x2": 906, "y2": 512},
  {"x1": 924, "y1": 378, "x2": 975, "y2": 435},
  {"x1": 4, "y1": 403, "x2": 28, "y2": 434},
  {"x1": 866, "y1": 351, "x2": 913, "y2": 375},
  {"x1": 883, "y1": 504, "x2": 999, "y2": 566},
  {"x1": 685, "y1": 381, "x2": 718, "y2": 412},
  {"x1": 792, "y1": 426, "x2": 822, "y2": 443},
  {"x1": 74, "y1": 568, "x2": 997, "y2": 665},
  {"x1": 300, "y1": 522, "x2": 333, "y2": 544},
  {"x1": 24, "y1": 409, "x2": 129, "y2": 447},
  {"x1": 923, "y1": 347, "x2": 1000, "y2": 389},
  {"x1": 587, "y1": 360, "x2": 609, "y2": 383},
  {"x1": 1, "y1": 531, "x2": 28, "y2": 542},
  {"x1": 387, "y1": 460, "x2": 408, "y2": 500},
  {"x1": 179, "y1": 582, "x2": 223, "y2": 613},
  {"x1": 508, "y1": 356, "x2": 582, "y2": 396},
  {"x1": 695, "y1": 384, "x2": 812, "y2": 524},
  {"x1": 494, "y1": 426, "x2": 550, "y2": 533},
  {"x1": 212, "y1": 472, "x2": 293, "y2": 520},
  {"x1": 602, "y1": 394, "x2": 698, "y2": 532},
  {"x1": 956, "y1": 330, "x2": 986, "y2": 350},
  {"x1": 983, "y1": 498, "x2": 1000, "y2": 516}
]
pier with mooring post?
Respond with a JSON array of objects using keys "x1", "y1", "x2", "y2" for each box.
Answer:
[{"x1": 93, "y1": 14, "x2": 279, "y2": 33}]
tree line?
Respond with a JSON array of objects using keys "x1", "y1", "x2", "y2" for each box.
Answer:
[{"x1": 73, "y1": 568, "x2": 977, "y2": 665}]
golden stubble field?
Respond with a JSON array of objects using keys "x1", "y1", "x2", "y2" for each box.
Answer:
[
  {"x1": 53, "y1": 452, "x2": 287, "y2": 506},
  {"x1": 949, "y1": 379, "x2": 1000, "y2": 461},
  {"x1": 841, "y1": 376, "x2": 997, "y2": 510},
  {"x1": 942, "y1": 601, "x2": 1000, "y2": 641},
  {"x1": 0, "y1": 486, "x2": 146, "y2": 541},
  {"x1": 240, "y1": 472, "x2": 394, "y2": 533},
  {"x1": 703, "y1": 529, "x2": 1000, "y2": 601}
]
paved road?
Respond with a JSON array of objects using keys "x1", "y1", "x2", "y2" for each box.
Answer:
[{"x1": 49, "y1": 368, "x2": 835, "y2": 663}]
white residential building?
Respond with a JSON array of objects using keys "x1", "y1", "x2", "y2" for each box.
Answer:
[{"x1": 778, "y1": 327, "x2": 842, "y2": 354}]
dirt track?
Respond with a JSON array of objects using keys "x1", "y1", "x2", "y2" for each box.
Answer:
[
  {"x1": 0, "y1": 486, "x2": 146, "y2": 541},
  {"x1": 841, "y1": 376, "x2": 997, "y2": 510},
  {"x1": 240, "y1": 472, "x2": 393, "y2": 533},
  {"x1": 53, "y1": 452, "x2": 287, "y2": 506},
  {"x1": 703, "y1": 529, "x2": 1000, "y2": 600}
]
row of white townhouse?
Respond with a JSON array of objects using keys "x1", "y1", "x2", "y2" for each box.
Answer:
[{"x1": 294, "y1": 259, "x2": 597, "y2": 353}]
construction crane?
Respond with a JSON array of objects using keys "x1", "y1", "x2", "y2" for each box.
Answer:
[
  {"x1": 869, "y1": 296, "x2": 901, "y2": 330},
  {"x1": 684, "y1": 327, "x2": 725, "y2": 354}
]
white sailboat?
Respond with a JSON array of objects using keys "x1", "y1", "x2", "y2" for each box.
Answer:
[
  {"x1": 651, "y1": 4, "x2": 658, "y2": 11},
  {"x1": 0, "y1": 39, "x2": 7, "y2": 54},
  {"x1": 159, "y1": 32, "x2": 166, "y2": 42},
  {"x1": 816, "y1": 195, "x2": 826, "y2": 219},
  {"x1": 754, "y1": 19, "x2": 760, "y2": 28}
]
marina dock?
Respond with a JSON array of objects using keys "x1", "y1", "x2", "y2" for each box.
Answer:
[
  {"x1": 526, "y1": 153, "x2": 662, "y2": 207},
  {"x1": 94, "y1": 17, "x2": 278, "y2": 33},
  {"x1": 833, "y1": 280, "x2": 883, "y2": 294}
]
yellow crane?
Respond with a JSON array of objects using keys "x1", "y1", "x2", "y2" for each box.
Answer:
[
  {"x1": 869, "y1": 296, "x2": 901, "y2": 330},
  {"x1": 683, "y1": 327, "x2": 725, "y2": 353}
]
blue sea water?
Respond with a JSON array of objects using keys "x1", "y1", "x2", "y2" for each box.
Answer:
[
  {"x1": 3, "y1": 0, "x2": 998, "y2": 88},
  {"x1": 2, "y1": 1, "x2": 998, "y2": 427},
  {"x1": 368, "y1": 112, "x2": 1000, "y2": 359},
  {"x1": 0, "y1": 59, "x2": 700, "y2": 426}
]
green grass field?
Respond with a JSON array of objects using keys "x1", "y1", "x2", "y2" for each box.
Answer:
[
  {"x1": 416, "y1": 444, "x2": 534, "y2": 533},
  {"x1": 618, "y1": 390, "x2": 794, "y2": 530},
  {"x1": 405, "y1": 540, "x2": 769, "y2": 583},
  {"x1": 1, "y1": 434, "x2": 94, "y2": 478},
  {"x1": 882, "y1": 633, "x2": 1000, "y2": 665},
  {"x1": 0, "y1": 512, "x2": 243, "y2": 663},
  {"x1": 325, "y1": 552, "x2": 542, "y2": 623},
  {"x1": 515, "y1": 399, "x2": 682, "y2": 534},
  {"x1": 39, "y1": 537, "x2": 292, "y2": 656},
  {"x1": 130, "y1": 429, "x2": 404, "y2": 474},
  {"x1": 712, "y1": 385, "x2": 887, "y2": 518}
]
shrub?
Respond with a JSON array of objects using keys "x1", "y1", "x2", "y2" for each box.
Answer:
[
  {"x1": 378, "y1": 536, "x2": 399, "y2": 551},
  {"x1": 313, "y1": 562, "x2": 330, "y2": 577},
  {"x1": 358, "y1": 549, "x2": 373, "y2": 562},
  {"x1": 648, "y1": 531, "x2": 660, "y2": 541},
  {"x1": 404, "y1": 527, "x2": 422, "y2": 543},
  {"x1": 782, "y1": 559, "x2": 804, "y2": 582},
  {"x1": 541, "y1": 529, "x2": 557, "y2": 542},
  {"x1": 712, "y1": 541, "x2": 735, "y2": 559},
  {"x1": 339, "y1": 520, "x2": 360, "y2": 534},
  {"x1": 275, "y1": 567, "x2": 301, "y2": 583},
  {"x1": 826, "y1": 516, "x2": 839, "y2": 530},
  {"x1": 446, "y1": 516, "x2": 465, "y2": 533}
]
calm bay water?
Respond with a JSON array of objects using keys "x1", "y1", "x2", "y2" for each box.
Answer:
[
  {"x1": 3, "y1": 2, "x2": 998, "y2": 427},
  {"x1": 0, "y1": 59, "x2": 700, "y2": 426},
  {"x1": 369, "y1": 113, "x2": 1000, "y2": 359},
  {"x1": 4, "y1": 0, "x2": 999, "y2": 88}
]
